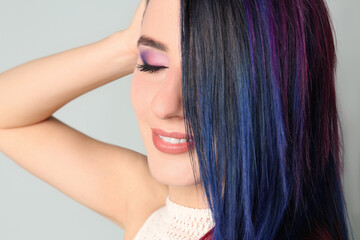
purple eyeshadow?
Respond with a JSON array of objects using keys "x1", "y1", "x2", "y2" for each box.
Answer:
[{"x1": 139, "y1": 49, "x2": 170, "y2": 66}]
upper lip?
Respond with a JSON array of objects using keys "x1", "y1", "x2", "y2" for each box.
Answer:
[{"x1": 152, "y1": 128, "x2": 193, "y2": 139}]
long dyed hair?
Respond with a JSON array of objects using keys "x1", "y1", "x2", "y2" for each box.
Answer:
[{"x1": 178, "y1": 0, "x2": 353, "y2": 239}]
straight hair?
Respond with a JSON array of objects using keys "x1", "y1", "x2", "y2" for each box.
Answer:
[{"x1": 180, "y1": 0, "x2": 353, "y2": 239}]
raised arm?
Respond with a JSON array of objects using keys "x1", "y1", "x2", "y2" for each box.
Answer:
[
  {"x1": 0, "y1": 31, "x2": 135, "y2": 129},
  {"x1": 0, "y1": 0, "x2": 169, "y2": 231}
]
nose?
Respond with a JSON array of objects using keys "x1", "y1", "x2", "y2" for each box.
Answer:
[{"x1": 151, "y1": 68, "x2": 183, "y2": 119}]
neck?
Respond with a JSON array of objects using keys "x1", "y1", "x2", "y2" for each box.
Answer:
[{"x1": 168, "y1": 183, "x2": 210, "y2": 209}]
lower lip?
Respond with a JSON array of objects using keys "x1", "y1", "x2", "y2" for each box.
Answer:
[{"x1": 152, "y1": 130, "x2": 194, "y2": 154}]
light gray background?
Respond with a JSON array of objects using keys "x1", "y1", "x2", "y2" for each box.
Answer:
[{"x1": 0, "y1": 0, "x2": 359, "y2": 239}]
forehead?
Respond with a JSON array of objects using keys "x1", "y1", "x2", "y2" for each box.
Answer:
[{"x1": 141, "y1": 0, "x2": 181, "y2": 58}]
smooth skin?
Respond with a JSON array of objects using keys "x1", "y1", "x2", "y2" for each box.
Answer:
[
  {"x1": 132, "y1": 0, "x2": 209, "y2": 209},
  {"x1": 0, "y1": 0, "x2": 208, "y2": 239}
]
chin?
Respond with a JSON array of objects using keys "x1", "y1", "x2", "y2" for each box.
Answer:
[
  {"x1": 138, "y1": 124, "x2": 200, "y2": 187},
  {"x1": 146, "y1": 151, "x2": 200, "y2": 187}
]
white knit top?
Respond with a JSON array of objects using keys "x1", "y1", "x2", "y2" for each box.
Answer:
[{"x1": 133, "y1": 195, "x2": 215, "y2": 240}]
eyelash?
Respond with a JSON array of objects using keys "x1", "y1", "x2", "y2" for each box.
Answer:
[{"x1": 136, "y1": 63, "x2": 168, "y2": 74}]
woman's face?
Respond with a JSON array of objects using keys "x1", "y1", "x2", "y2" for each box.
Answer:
[{"x1": 130, "y1": 0, "x2": 200, "y2": 187}]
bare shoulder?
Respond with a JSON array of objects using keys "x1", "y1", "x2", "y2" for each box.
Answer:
[
  {"x1": 120, "y1": 149, "x2": 169, "y2": 230},
  {"x1": 105, "y1": 142, "x2": 169, "y2": 232},
  {"x1": 122, "y1": 153, "x2": 169, "y2": 239}
]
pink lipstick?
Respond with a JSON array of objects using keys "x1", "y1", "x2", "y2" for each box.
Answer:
[{"x1": 151, "y1": 128, "x2": 194, "y2": 154}]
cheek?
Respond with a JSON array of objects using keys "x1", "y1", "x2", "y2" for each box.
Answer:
[{"x1": 130, "y1": 73, "x2": 155, "y2": 118}]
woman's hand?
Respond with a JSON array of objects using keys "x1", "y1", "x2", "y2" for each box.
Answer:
[{"x1": 122, "y1": 0, "x2": 147, "y2": 57}]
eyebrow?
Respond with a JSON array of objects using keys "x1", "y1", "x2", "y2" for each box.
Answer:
[{"x1": 137, "y1": 35, "x2": 168, "y2": 52}]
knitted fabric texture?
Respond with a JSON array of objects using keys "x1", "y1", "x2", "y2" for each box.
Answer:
[{"x1": 133, "y1": 195, "x2": 215, "y2": 240}]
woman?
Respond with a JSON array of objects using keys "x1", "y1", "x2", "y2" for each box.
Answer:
[{"x1": 0, "y1": 0, "x2": 353, "y2": 239}]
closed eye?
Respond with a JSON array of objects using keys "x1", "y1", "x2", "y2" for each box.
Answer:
[{"x1": 136, "y1": 63, "x2": 168, "y2": 74}]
